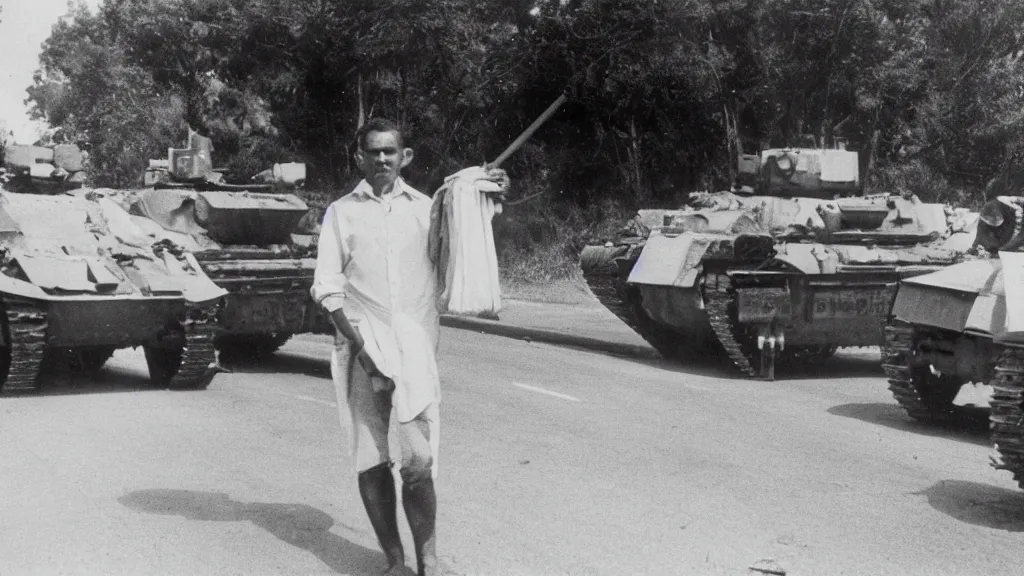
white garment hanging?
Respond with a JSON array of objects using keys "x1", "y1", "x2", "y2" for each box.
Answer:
[{"x1": 430, "y1": 166, "x2": 505, "y2": 317}]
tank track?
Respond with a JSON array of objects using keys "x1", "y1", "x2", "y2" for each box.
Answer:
[
  {"x1": 581, "y1": 272, "x2": 643, "y2": 334},
  {"x1": 703, "y1": 273, "x2": 756, "y2": 377},
  {"x1": 1, "y1": 297, "x2": 48, "y2": 393},
  {"x1": 991, "y1": 346, "x2": 1024, "y2": 489},
  {"x1": 881, "y1": 323, "x2": 931, "y2": 420},
  {"x1": 146, "y1": 304, "x2": 219, "y2": 390},
  {"x1": 169, "y1": 304, "x2": 219, "y2": 389}
]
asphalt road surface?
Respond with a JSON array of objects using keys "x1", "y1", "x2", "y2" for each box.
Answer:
[{"x1": 1, "y1": 328, "x2": 1022, "y2": 576}]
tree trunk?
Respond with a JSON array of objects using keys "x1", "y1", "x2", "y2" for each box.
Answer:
[
  {"x1": 629, "y1": 115, "x2": 642, "y2": 200},
  {"x1": 723, "y1": 102, "x2": 737, "y2": 185},
  {"x1": 357, "y1": 73, "x2": 365, "y2": 129},
  {"x1": 866, "y1": 127, "x2": 880, "y2": 184}
]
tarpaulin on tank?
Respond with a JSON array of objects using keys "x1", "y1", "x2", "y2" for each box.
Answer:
[
  {"x1": 0, "y1": 190, "x2": 225, "y2": 303},
  {"x1": 134, "y1": 189, "x2": 210, "y2": 237},
  {"x1": 627, "y1": 233, "x2": 716, "y2": 288}
]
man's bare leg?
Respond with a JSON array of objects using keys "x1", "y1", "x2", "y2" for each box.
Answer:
[
  {"x1": 400, "y1": 419, "x2": 439, "y2": 576},
  {"x1": 358, "y1": 461, "x2": 406, "y2": 574}
]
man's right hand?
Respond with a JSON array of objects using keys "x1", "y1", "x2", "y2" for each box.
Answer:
[{"x1": 354, "y1": 345, "x2": 383, "y2": 377}]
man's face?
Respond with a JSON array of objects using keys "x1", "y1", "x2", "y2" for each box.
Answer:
[{"x1": 358, "y1": 130, "x2": 404, "y2": 189}]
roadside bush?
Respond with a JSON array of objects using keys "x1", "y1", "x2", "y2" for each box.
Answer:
[{"x1": 869, "y1": 160, "x2": 984, "y2": 209}]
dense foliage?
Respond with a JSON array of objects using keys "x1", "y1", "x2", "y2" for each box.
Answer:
[{"x1": 25, "y1": 0, "x2": 1024, "y2": 209}]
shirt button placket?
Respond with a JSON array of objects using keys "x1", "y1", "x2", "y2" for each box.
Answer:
[{"x1": 386, "y1": 200, "x2": 399, "y2": 310}]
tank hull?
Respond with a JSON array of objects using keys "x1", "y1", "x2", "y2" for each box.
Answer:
[
  {"x1": 580, "y1": 190, "x2": 975, "y2": 379},
  {"x1": 35, "y1": 296, "x2": 188, "y2": 347},
  {"x1": 95, "y1": 186, "x2": 334, "y2": 360},
  {"x1": 195, "y1": 253, "x2": 328, "y2": 337},
  {"x1": 583, "y1": 244, "x2": 942, "y2": 379},
  {"x1": 881, "y1": 254, "x2": 1024, "y2": 490}
]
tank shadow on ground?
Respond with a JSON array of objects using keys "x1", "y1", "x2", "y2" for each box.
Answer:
[
  {"x1": 914, "y1": 480, "x2": 1024, "y2": 531},
  {"x1": 118, "y1": 489, "x2": 407, "y2": 575},
  {"x1": 622, "y1": 347, "x2": 885, "y2": 382},
  {"x1": 3, "y1": 367, "x2": 158, "y2": 398},
  {"x1": 221, "y1": 351, "x2": 331, "y2": 379},
  {"x1": 828, "y1": 402, "x2": 991, "y2": 447}
]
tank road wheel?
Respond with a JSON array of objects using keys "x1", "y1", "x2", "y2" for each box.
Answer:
[
  {"x1": 214, "y1": 333, "x2": 293, "y2": 363},
  {"x1": 990, "y1": 347, "x2": 1024, "y2": 490},
  {"x1": 0, "y1": 297, "x2": 48, "y2": 394},
  {"x1": 881, "y1": 322, "x2": 964, "y2": 423},
  {"x1": 45, "y1": 345, "x2": 118, "y2": 375},
  {"x1": 69, "y1": 346, "x2": 117, "y2": 374},
  {"x1": 144, "y1": 305, "x2": 219, "y2": 390}
]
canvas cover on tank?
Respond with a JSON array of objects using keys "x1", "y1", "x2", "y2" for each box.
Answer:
[
  {"x1": 99, "y1": 187, "x2": 308, "y2": 247},
  {"x1": 0, "y1": 190, "x2": 225, "y2": 303}
]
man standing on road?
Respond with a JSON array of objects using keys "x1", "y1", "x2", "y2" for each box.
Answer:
[{"x1": 312, "y1": 117, "x2": 446, "y2": 576}]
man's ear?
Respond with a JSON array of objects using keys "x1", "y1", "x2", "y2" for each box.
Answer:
[
  {"x1": 352, "y1": 150, "x2": 363, "y2": 167},
  {"x1": 400, "y1": 148, "x2": 414, "y2": 169}
]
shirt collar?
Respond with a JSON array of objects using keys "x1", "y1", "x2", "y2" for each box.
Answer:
[{"x1": 354, "y1": 177, "x2": 413, "y2": 200}]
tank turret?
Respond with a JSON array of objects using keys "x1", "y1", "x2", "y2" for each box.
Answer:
[
  {"x1": 1, "y1": 143, "x2": 88, "y2": 194},
  {"x1": 94, "y1": 129, "x2": 328, "y2": 362}
]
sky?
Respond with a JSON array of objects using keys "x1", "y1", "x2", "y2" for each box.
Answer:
[{"x1": 0, "y1": 0, "x2": 103, "y2": 145}]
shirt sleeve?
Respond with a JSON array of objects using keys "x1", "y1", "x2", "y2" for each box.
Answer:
[{"x1": 311, "y1": 203, "x2": 349, "y2": 312}]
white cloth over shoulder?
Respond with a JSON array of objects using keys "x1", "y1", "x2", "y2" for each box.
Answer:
[{"x1": 430, "y1": 166, "x2": 506, "y2": 317}]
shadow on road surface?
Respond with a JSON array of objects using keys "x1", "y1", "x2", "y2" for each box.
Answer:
[
  {"x1": 776, "y1": 349, "x2": 884, "y2": 381},
  {"x1": 827, "y1": 402, "x2": 991, "y2": 446},
  {"x1": 223, "y1": 352, "x2": 331, "y2": 380},
  {"x1": 3, "y1": 368, "x2": 157, "y2": 398},
  {"x1": 915, "y1": 480, "x2": 1024, "y2": 531},
  {"x1": 624, "y1": 347, "x2": 884, "y2": 382},
  {"x1": 119, "y1": 489, "x2": 406, "y2": 575}
]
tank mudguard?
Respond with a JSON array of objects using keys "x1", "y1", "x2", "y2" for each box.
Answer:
[
  {"x1": 890, "y1": 259, "x2": 1000, "y2": 333},
  {"x1": 0, "y1": 273, "x2": 51, "y2": 301},
  {"x1": 626, "y1": 233, "x2": 714, "y2": 288}
]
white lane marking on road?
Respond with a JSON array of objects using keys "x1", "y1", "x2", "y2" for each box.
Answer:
[
  {"x1": 256, "y1": 387, "x2": 338, "y2": 408},
  {"x1": 512, "y1": 382, "x2": 581, "y2": 403}
]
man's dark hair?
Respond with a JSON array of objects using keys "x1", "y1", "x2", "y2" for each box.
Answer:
[{"x1": 355, "y1": 117, "x2": 404, "y2": 150}]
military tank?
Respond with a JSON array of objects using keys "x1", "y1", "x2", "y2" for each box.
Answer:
[
  {"x1": 1, "y1": 143, "x2": 88, "y2": 194},
  {"x1": 95, "y1": 131, "x2": 331, "y2": 362},
  {"x1": 580, "y1": 144, "x2": 979, "y2": 380},
  {"x1": 0, "y1": 183, "x2": 227, "y2": 393},
  {"x1": 882, "y1": 195, "x2": 1024, "y2": 488}
]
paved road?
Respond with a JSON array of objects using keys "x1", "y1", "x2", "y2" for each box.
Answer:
[{"x1": 1, "y1": 328, "x2": 1022, "y2": 576}]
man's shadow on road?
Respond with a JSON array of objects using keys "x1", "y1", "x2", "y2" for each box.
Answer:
[{"x1": 119, "y1": 489, "x2": 412, "y2": 576}]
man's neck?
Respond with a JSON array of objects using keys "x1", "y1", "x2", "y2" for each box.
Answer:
[{"x1": 371, "y1": 178, "x2": 400, "y2": 198}]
